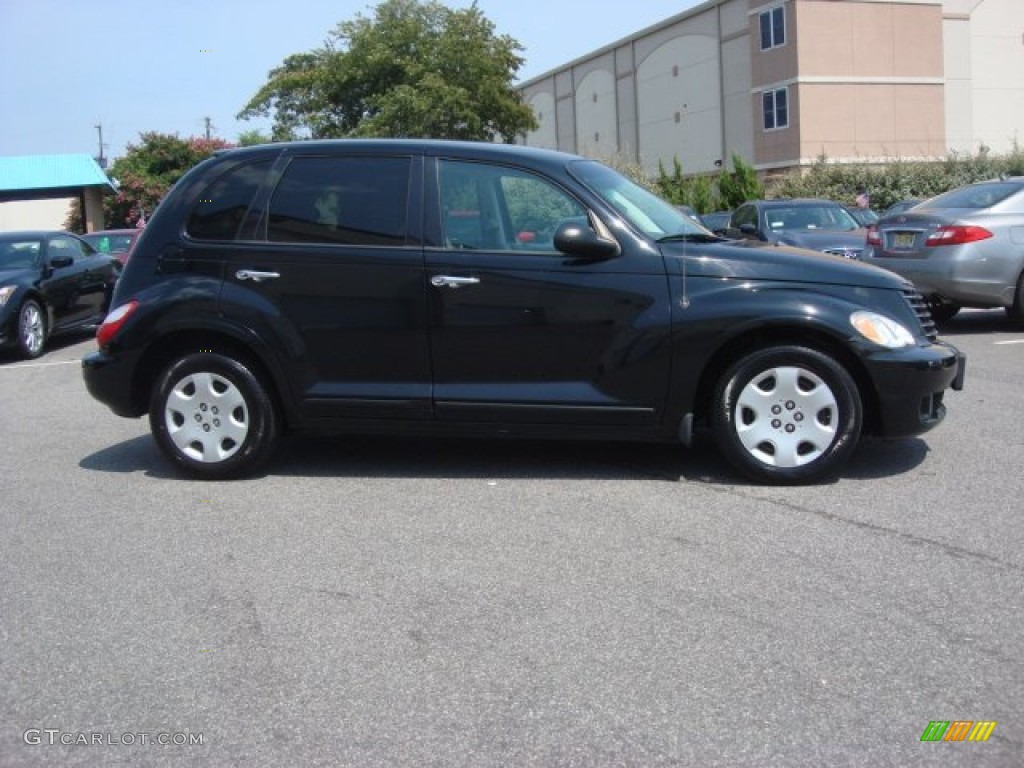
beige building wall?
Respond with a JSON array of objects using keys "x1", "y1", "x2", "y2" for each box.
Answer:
[
  {"x1": 518, "y1": 0, "x2": 1024, "y2": 176},
  {"x1": 575, "y1": 66, "x2": 619, "y2": 160},
  {"x1": 945, "y1": 0, "x2": 1024, "y2": 154},
  {"x1": 0, "y1": 198, "x2": 74, "y2": 232}
]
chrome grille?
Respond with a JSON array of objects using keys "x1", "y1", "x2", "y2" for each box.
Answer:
[{"x1": 902, "y1": 287, "x2": 938, "y2": 341}]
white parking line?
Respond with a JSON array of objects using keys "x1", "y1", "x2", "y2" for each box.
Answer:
[
  {"x1": 994, "y1": 340, "x2": 1024, "y2": 345},
  {"x1": 0, "y1": 359, "x2": 81, "y2": 370}
]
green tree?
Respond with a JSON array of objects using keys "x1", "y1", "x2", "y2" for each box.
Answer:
[
  {"x1": 66, "y1": 132, "x2": 232, "y2": 230},
  {"x1": 717, "y1": 154, "x2": 764, "y2": 209},
  {"x1": 237, "y1": 129, "x2": 272, "y2": 146},
  {"x1": 237, "y1": 0, "x2": 536, "y2": 142}
]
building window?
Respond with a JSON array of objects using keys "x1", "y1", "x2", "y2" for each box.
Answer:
[
  {"x1": 759, "y1": 6, "x2": 786, "y2": 50},
  {"x1": 762, "y1": 87, "x2": 788, "y2": 130}
]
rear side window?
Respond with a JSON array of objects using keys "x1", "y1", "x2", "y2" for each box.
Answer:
[
  {"x1": 187, "y1": 160, "x2": 272, "y2": 240},
  {"x1": 267, "y1": 156, "x2": 411, "y2": 246},
  {"x1": 926, "y1": 182, "x2": 1023, "y2": 210}
]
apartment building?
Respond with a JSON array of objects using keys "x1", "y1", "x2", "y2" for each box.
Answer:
[{"x1": 517, "y1": 0, "x2": 1024, "y2": 176}]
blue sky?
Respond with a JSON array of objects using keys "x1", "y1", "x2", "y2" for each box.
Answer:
[{"x1": 0, "y1": 0, "x2": 700, "y2": 161}]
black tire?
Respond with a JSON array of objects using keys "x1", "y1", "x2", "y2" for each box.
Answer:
[
  {"x1": 927, "y1": 299, "x2": 960, "y2": 324},
  {"x1": 1006, "y1": 272, "x2": 1024, "y2": 324},
  {"x1": 16, "y1": 299, "x2": 46, "y2": 359},
  {"x1": 712, "y1": 346, "x2": 862, "y2": 484},
  {"x1": 149, "y1": 352, "x2": 279, "y2": 479}
]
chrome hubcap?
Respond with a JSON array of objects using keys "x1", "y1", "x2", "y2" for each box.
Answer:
[
  {"x1": 164, "y1": 372, "x2": 249, "y2": 463},
  {"x1": 735, "y1": 366, "x2": 838, "y2": 467},
  {"x1": 21, "y1": 304, "x2": 44, "y2": 355}
]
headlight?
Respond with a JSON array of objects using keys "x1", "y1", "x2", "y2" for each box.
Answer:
[
  {"x1": 850, "y1": 311, "x2": 915, "y2": 348},
  {"x1": 0, "y1": 285, "x2": 16, "y2": 306}
]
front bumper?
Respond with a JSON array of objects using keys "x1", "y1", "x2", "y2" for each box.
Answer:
[{"x1": 862, "y1": 340, "x2": 964, "y2": 438}]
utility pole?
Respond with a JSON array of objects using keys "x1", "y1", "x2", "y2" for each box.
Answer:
[{"x1": 94, "y1": 124, "x2": 107, "y2": 169}]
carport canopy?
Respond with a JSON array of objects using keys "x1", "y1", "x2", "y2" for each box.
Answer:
[{"x1": 0, "y1": 154, "x2": 117, "y2": 232}]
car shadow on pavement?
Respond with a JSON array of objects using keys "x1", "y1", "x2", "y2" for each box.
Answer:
[
  {"x1": 78, "y1": 434, "x2": 180, "y2": 478},
  {"x1": 934, "y1": 309, "x2": 1022, "y2": 336},
  {"x1": 841, "y1": 436, "x2": 930, "y2": 479},
  {"x1": 78, "y1": 432, "x2": 931, "y2": 484},
  {"x1": 0, "y1": 328, "x2": 96, "y2": 365}
]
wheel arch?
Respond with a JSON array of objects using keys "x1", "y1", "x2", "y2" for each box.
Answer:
[
  {"x1": 692, "y1": 324, "x2": 883, "y2": 435},
  {"x1": 130, "y1": 327, "x2": 296, "y2": 428}
]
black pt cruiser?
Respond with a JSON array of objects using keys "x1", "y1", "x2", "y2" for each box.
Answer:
[{"x1": 82, "y1": 140, "x2": 965, "y2": 483}]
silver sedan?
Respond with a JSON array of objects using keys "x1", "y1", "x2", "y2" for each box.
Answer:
[{"x1": 862, "y1": 177, "x2": 1024, "y2": 322}]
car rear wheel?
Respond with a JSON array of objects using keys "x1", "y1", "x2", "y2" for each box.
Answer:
[
  {"x1": 927, "y1": 298, "x2": 960, "y2": 324},
  {"x1": 712, "y1": 346, "x2": 862, "y2": 484},
  {"x1": 17, "y1": 299, "x2": 46, "y2": 359},
  {"x1": 1007, "y1": 272, "x2": 1024, "y2": 324},
  {"x1": 149, "y1": 352, "x2": 279, "y2": 479}
]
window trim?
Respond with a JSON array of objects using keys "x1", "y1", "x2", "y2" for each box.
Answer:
[
  {"x1": 759, "y1": 6, "x2": 786, "y2": 51},
  {"x1": 762, "y1": 87, "x2": 789, "y2": 132}
]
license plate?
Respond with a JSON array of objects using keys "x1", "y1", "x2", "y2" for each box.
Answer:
[{"x1": 893, "y1": 232, "x2": 916, "y2": 249}]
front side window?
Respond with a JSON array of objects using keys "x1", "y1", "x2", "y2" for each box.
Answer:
[
  {"x1": 48, "y1": 236, "x2": 87, "y2": 262},
  {"x1": 732, "y1": 205, "x2": 758, "y2": 230},
  {"x1": 762, "y1": 87, "x2": 789, "y2": 130},
  {"x1": 268, "y1": 156, "x2": 411, "y2": 246},
  {"x1": 187, "y1": 160, "x2": 272, "y2": 241},
  {"x1": 438, "y1": 160, "x2": 586, "y2": 252},
  {"x1": 759, "y1": 6, "x2": 786, "y2": 50}
]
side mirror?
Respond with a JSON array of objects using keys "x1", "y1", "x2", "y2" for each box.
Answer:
[
  {"x1": 553, "y1": 220, "x2": 620, "y2": 260},
  {"x1": 49, "y1": 256, "x2": 74, "y2": 269}
]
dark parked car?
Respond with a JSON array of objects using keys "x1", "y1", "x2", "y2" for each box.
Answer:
[
  {"x1": 0, "y1": 231, "x2": 120, "y2": 359},
  {"x1": 82, "y1": 140, "x2": 963, "y2": 484},
  {"x1": 881, "y1": 199, "x2": 923, "y2": 217},
  {"x1": 728, "y1": 199, "x2": 867, "y2": 259},
  {"x1": 844, "y1": 205, "x2": 880, "y2": 227},
  {"x1": 81, "y1": 228, "x2": 143, "y2": 265},
  {"x1": 863, "y1": 178, "x2": 1024, "y2": 322}
]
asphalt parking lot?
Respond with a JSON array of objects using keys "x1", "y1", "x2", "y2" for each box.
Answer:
[{"x1": 1, "y1": 310, "x2": 1022, "y2": 768}]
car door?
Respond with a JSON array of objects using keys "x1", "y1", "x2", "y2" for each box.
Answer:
[
  {"x1": 424, "y1": 157, "x2": 672, "y2": 427},
  {"x1": 41, "y1": 234, "x2": 109, "y2": 329},
  {"x1": 216, "y1": 151, "x2": 432, "y2": 421}
]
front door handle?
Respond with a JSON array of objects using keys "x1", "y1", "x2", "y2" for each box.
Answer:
[
  {"x1": 430, "y1": 275, "x2": 480, "y2": 289},
  {"x1": 236, "y1": 269, "x2": 281, "y2": 282}
]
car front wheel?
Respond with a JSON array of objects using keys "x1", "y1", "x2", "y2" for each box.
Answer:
[
  {"x1": 712, "y1": 346, "x2": 862, "y2": 484},
  {"x1": 17, "y1": 299, "x2": 46, "y2": 359},
  {"x1": 149, "y1": 352, "x2": 279, "y2": 479}
]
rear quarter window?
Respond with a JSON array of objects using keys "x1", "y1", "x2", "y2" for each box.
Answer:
[{"x1": 186, "y1": 160, "x2": 273, "y2": 240}]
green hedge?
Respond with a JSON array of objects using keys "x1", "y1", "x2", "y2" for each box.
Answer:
[{"x1": 647, "y1": 144, "x2": 1024, "y2": 213}]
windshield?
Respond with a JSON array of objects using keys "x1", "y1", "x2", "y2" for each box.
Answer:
[
  {"x1": 0, "y1": 238, "x2": 42, "y2": 269},
  {"x1": 568, "y1": 160, "x2": 710, "y2": 239}
]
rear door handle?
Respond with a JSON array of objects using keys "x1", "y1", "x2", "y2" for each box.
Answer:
[
  {"x1": 236, "y1": 269, "x2": 280, "y2": 282},
  {"x1": 430, "y1": 275, "x2": 480, "y2": 289}
]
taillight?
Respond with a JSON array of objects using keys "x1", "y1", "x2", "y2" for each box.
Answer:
[
  {"x1": 866, "y1": 225, "x2": 881, "y2": 247},
  {"x1": 96, "y1": 300, "x2": 139, "y2": 347},
  {"x1": 925, "y1": 225, "x2": 993, "y2": 246}
]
